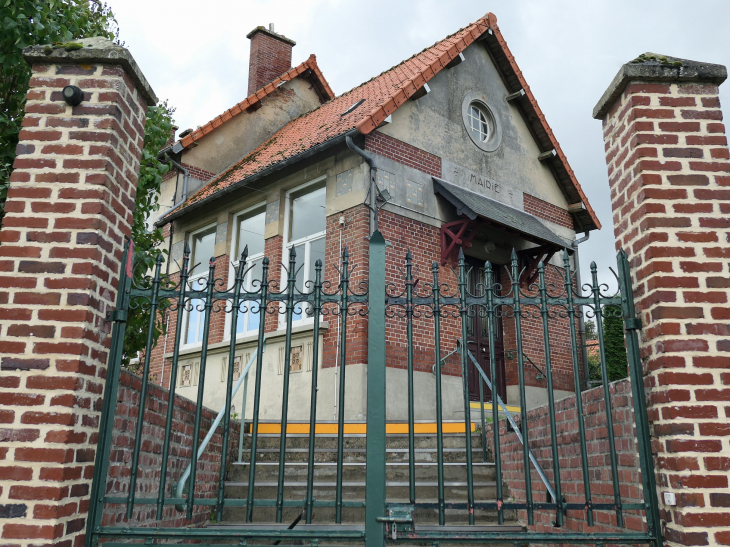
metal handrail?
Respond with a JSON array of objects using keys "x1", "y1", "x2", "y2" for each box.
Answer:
[
  {"x1": 174, "y1": 342, "x2": 266, "y2": 510},
  {"x1": 459, "y1": 340, "x2": 557, "y2": 503},
  {"x1": 522, "y1": 353, "x2": 545, "y2": 381}
]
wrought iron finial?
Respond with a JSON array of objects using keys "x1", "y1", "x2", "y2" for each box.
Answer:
[
  {"x1": 240, "y1": 244, "x2": 249, "y2": 263},
  {"x1": 405, "y1": 249, "x2": 412, "y2": 261},
  {"x1": 156, "y1": 253, "x2": 164, "y2": 264},
  {"x1": 289, "y1": 246, "x2": 296, "y2": 260},
  {"x1": 184, "y1": 241, "x2": 191, "y2": 256},
  {"x1": 342, "y1": 247, "x2": 349, "y2": 260},
  {"x1": 315, "y1": 259, "x2": 322, "y2": 268},
  {"x1": 262, "y1": 256, "x2": 269, "y2": 266},
  {"x1": 458, "y1": 247, "x2": 465, "y2": 260},
  {"x1": 590, "y1": 261, "x2": 598, "y2": 273},
  {"x1": 209, "y1": 256, "x2": 216, "y2": 267}
]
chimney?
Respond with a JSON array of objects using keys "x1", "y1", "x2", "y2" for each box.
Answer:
[{"x1": 247, "y1": 23, "x2": 296, "y2": 96}]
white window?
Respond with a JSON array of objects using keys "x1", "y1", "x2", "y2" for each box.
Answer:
[
  {"x1": 183, "y1": 225, "x2": 216, "y2": 347},
  {"x1": 468, "y1": 103, "x2": 490, "y2": 142},
  {"x1": 228, "y1": 204, "x2": 266, "y2": 337},
  {"x1": 283, "y1": 179, "x2": 327, "y2": 323}
]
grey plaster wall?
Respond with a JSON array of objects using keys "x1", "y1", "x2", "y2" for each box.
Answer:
[
  {"x1": 378, "y1": 40, "x2": 569, "y2": 210},
  {"x1": 182, "y1": 78, "x2": 323, "y2": 175}
]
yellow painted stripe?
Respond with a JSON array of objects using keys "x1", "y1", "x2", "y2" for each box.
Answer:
[
  {"x1": 469, "y1": 401, "x2": 521, "y2": 413},
  {"x1": 249, "y1": 422, "x2": 476, "y2": 435}
]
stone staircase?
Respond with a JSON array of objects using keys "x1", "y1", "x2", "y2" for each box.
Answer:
[{"x1": 217, "y1": 423, "x2": 521, "y2": 533}]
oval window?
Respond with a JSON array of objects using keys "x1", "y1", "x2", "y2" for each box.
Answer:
[{"x1": 468, "y1": 103, "x2": 490, "y2": 142}]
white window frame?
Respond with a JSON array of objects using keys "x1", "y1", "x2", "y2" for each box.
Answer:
[
  {"x1": 225, "y1": 202, "x2": 267, "y2": 340},
  {"x1": 180, "y1": 223, "x2": 216, "y2": 350},
  {"x1": 281, "y1": 177, "x2": 327, "y2": 327}
]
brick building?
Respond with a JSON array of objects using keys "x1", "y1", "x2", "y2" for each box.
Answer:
[{"x1": 150, "y1": 14, "x2": 600, "y2": 421}]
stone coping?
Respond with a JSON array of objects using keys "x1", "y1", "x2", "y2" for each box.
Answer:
[
  {"x1": 593, "y1": 52, "x2": 727, "y2": 119},
  {"x1": 23, "y1": 36, "x2": 157, "y2": 105}
]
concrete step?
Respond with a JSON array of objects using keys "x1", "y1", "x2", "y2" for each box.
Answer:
[
  {"x1": 229, "y1": 461, "x2": 496, "y2": 482},
  {"x1": 241, "y1": 433, "x2": 485, "y2": 451},
  {"x1": 233, "y1": 446, "x2": 490, "y2": 464},
  {"x1": 219, "y1": 503, "x2": 518, "y2": 527}
]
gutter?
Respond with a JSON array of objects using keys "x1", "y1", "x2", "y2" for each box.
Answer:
[
  {"x1": 155, "y1": 128, "x2": 361, "y2": 227},
  {"x1": 345, "y1": 135, "x2": 377, "y2": 234}
]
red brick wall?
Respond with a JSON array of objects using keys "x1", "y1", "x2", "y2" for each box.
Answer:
[
  {"x1": 523, "y1": 193, "x2": 574, "y2": 230},
  {"x1": 364, "y1": 132, "x2": 442, "y2": 177},
  {"x1": 599, "y1": 74, "x2": 730, "y2": 546},
  {"x1": 485, "y1": 378, "x2": 646, "y2": 534},
  {"x1": 247, "y1": 29, "x2": 293, "y2": 96},
  {"x1": 103, "y1": 369, "x2": 237, "y2": 526},
  {"x1": 322, "y1": 206, "x2": 370, "y2": 369},
  {"x1": 0, "y1": 56, "x2": 148, "y2": 546}
]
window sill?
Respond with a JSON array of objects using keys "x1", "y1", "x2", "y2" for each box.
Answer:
[{"x1": 166, "y1": 321, "x2": 329, "y2": 360}]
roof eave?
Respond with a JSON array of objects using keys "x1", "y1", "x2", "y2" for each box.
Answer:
[{"x1": 156, "y1": 128, "x2": 360, "y2": 227}]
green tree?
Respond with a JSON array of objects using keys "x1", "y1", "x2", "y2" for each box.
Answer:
[
  {"x1": 122, "y1": 101, "x2": 175, "y2": 370},
  {"x1": 0, "y1": 0, "x2": 118, "y2": 224},
  {"x1": 603, "y1": 304, "x2": 628, "y2": 382}
]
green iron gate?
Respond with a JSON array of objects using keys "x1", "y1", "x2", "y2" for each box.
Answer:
[{"x1": 85, "y1": 230, "x2": 662, "y2": 547}]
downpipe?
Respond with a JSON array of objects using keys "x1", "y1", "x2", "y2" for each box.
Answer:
[
  {"x1": 345, "y1": 135, "x2": 377, "y2": 235},
  {"x1": 166, "y1": 153, "x2": 190, "y2": 211}
]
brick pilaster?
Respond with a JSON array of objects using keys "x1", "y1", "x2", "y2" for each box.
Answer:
[
  {"x1": 0, "y1": 38, "x2": 156, "y2": 546},
  {"x1": 595, "y1": 56, "x2": 729, "y2": 546}
]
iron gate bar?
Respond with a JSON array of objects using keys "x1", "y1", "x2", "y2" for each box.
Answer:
[
  {"x1": 126, "y1": 254, "x2": 163, "y2": 518},
  {"x1": 484, "y1": 261, "x2": 503, "y2": 525},
  {"x1": 185, "y1": 257, "x2": 217, "y2": 520},
  {"x1": 430, "y1": 261, "x2": 446, "y2": 526},
  {"x1": 336, "y1": 248, "x2": 351, "y2": 524},
  {"x1": 618, "y1": 249, "x2": 663, "y2": 546},
  {"x1": 537, "y1": 261, "x2": 564, "y2": 527},
  {"x1": 365, "y1": 231, "x2": 386, "y2": 547},
  {"x1": 457, "y1": 250, "x2": 475, "y2": 525},
  {"x1": 246, "y1": 256, "x2": 271, "y2": 522},
  {"x1": 84, "y1": 239, "x2": 131, "y2": 547},
  {"x1": 405, "y1": 251, "x2": 416, "y2": 505},
  {"x1": 216, "y1": 248, "x2": 247, "y2": 522},
  {"x1": 305, "y1": 258, "x2": 324, "y2": 523},
  {"x1": 590, "y1": 261, "x2": 623, "y2": 527},
  {"x1": 509, "y1": 250, "x2": 533, "y2": 525},
  {"x1": 157, "y1": 242, "x2": 190, "y2": 519},
  {"x1": 563, "y1": 250, "x2": 594, "y2": 526},
  {"x1": 275, "y1": 247, "x2": 298, "y2": 523}
]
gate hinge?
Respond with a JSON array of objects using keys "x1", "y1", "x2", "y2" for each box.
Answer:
[
  {"x1": 106, "y1": 309, "x2": 128, "y2": 323},
  {"x1": 624, "y1": 316, "x2": 642, "y2": 331}
]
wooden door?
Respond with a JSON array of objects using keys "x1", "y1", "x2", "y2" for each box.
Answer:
[{"x1": 465, "y1": 258, "x2": 506, "y2": 402}]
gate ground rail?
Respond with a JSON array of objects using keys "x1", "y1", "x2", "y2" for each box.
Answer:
[{"x1": 85, "y1": 232, "x2": 662, "y2": 547}]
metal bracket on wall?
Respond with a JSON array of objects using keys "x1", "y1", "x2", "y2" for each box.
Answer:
[{"x1": 105, "y1": 309, "x2": 127, "y2": 323}]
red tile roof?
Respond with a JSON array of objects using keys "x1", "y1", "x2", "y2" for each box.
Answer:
[
  {"x1": 164, "y1": 13, "x2": 600, "y2": 230},
  {"x1": 176, "y1": 54, "x2": 334, "y2": 150}
]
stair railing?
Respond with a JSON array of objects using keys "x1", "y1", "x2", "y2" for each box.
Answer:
[
  {"x1": 459, "y1": 340, "x2": 557, "y2": 503},
  {"x1": 174, "y1": 342, "x2": 265, "y2": 510}
]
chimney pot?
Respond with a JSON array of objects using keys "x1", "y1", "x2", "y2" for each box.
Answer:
[{"x1": 246, "y1": 25, "x2": 296, "y2": 96}]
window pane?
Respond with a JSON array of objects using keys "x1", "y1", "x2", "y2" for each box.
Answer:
[
  {"x1": 292, "y1": 243, "x2": 306, "y2": 321},
  {"x1": 186, "y1": 299, "x2": 204, "y2": 344},
  {"x1": 190, "y1": 227, "x2": 216, "y2": 277},
  {"x1": 290, "y1": 184, "x2": 326, "y2": 242},
  {"x1": 237, "y1": 208, "x2": 265, "y2": 258}
]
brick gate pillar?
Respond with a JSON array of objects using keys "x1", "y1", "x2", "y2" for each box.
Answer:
[
  {"x1": 594, "y1": 56, "x2": 729, "y2": 546},
  {"x1": 0, "y1": 39, "x2": 155, "y2": 546}
]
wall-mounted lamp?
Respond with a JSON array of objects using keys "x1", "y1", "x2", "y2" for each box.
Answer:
[{"x1": 62, "y1": 85, "x2": 84, "y2": 106}]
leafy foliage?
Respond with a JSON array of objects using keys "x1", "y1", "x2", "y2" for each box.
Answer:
[
  {"x1": 0, "y1": 0, "x2": 118, "y2": 224},
  {"x1": 603, "y1": 304, "x2": 628, "y2": 382},
  {"x1": 122, "y1": 101, "x2": 175, "y2": 371}
]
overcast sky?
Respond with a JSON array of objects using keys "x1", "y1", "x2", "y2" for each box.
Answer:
[{"x1": 111, "y1": 0, "x2": 730, "y2": 289}]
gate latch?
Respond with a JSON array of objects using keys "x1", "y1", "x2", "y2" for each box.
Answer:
[{"x1": 376, "y1": 504, "x2": 414, "y2": 540}]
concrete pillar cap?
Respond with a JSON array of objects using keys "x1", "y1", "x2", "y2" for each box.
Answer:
[
  {"x1": 23, "y1": 36, "x2": 157, "y2": 105},
  {"x1": 593, "y1": 52, "x2": 726, "y2": 120}
]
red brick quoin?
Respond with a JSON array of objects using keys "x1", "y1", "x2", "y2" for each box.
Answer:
[
  {"x1": 594, "y1": 55, "x2": 730, "y2": 547},
  {"x1": 0, "y1": 40, "x2": 156, "y2": 547}
]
